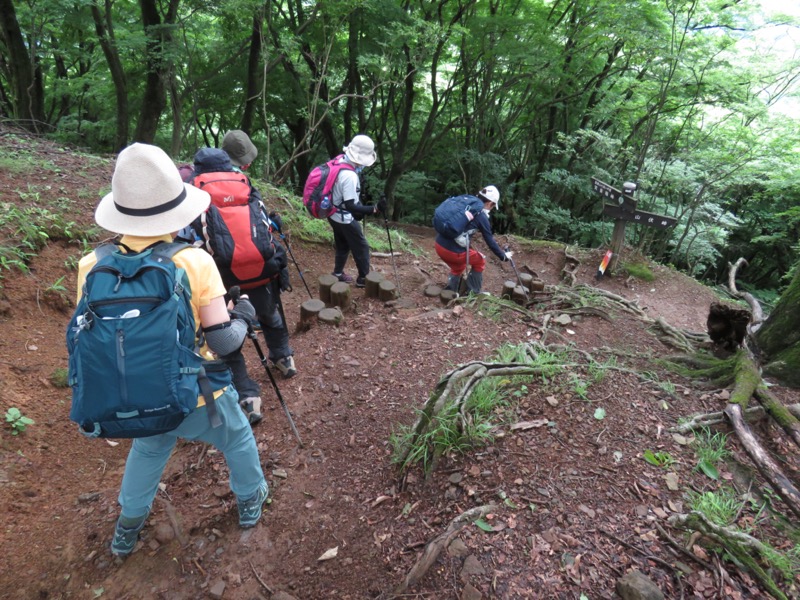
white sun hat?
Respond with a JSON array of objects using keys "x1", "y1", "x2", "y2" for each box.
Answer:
[
  {"x1": 343, "y1": 134, "x2": 377, "y2": 167},
  {"x1": 95, "y1": 143, "x2": 210, "y2": 236}
]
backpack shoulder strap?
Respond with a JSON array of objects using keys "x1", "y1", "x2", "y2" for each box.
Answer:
[{"x1": 93, "y1": 243, "x2": 118, "y2": 262}]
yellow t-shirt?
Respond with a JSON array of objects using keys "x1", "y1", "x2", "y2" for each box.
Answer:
[{"x1": 76, "y1": 234, "x2": 228, "y2": 405}]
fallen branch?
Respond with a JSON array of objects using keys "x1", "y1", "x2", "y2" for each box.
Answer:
[{"x1": 392, "y1": 504, "x2": 494, "y2": 596}]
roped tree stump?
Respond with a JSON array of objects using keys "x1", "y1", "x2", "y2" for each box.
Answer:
[
  {"x1": 300, "y1": 298, "x2": 326, "y2": 326},
  {"x1": 318, "y1": 274, "x2": 339, "y2": 304},
  {"x1": 330, "y1": 281, "x2": 351, "y2": 310},
  {"x1": 365, "y1": 271, "x2": 385, "y2": 299},
  {"x1": 378, "y1": 280, "x2": 397, "y2": 302},
  {"x1": 318, "y1": 307, "x2": 343, "y2": 326}
]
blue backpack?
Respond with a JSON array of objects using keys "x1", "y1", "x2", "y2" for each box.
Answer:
[
  {"x1": 432, "y1": 194, "x2": 485, "y2": 239},
  {"x1": 66, "y1": 242, "x2": 226, "y2": 438}
]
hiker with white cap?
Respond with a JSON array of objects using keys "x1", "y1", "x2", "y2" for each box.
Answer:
[
  {"x1": 327, "y1": 134, "x2": 386, "y2": 288},
  {"x1": 76, "y1": 143, "x2": 269, "y2": 557},
  {"x1": 433, "y1": 185, "x2": 512, "y2": 295}
]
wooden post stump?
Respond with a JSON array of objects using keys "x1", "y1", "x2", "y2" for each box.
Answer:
[
  {"x1": 440, "y1": 290, "x2": 458, "y2": 304},
  {"x1": 378, "y1": 280, "x2": 397, "y2": 301},
  {"x1": 501, "y1": 280, "x2": 516, "y2": 300},
  {"x1": 318, "y1": 307, "x2": 343, "y2": 326},
  {"x1": 365, "y1": 271, "x2": 385, "y2": 299},
  {"x1": 530, "y1": 279, "x2": 545, "y2": 292},
  {"x1": 318, "y1": 274, "x2": 338, "y2": 304},
  {"x1": 512, "y1": 286, "x2": 528, "y2": 305},
  {"x1": 300, "y1": 299, "x2": 326, "y2": 325},
  {"x1": 424, "y1": 285, "x2": 442, "y2": 298},
  {"x1": 518, "y1": 272, "x2": 534, "y2": 291},
  {"x1": 330, "y1": 281, "x2": 351, "y2": 310}
]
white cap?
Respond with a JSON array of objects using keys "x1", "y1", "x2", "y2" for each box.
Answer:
[{"x1": 478, "y1": 185, "x2": 500, "y2": 207}]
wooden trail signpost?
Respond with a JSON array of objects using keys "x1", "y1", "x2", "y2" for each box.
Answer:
[{"x1": 592, "y1": 177, "x2": 677, "y2": 275}]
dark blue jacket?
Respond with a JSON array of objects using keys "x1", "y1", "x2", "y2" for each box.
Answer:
[{"x1": 435, "y1": 208, "x2": 506, "y2": 261}]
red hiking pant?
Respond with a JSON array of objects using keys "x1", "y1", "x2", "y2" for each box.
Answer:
[{"x1": 435, "y1": 242, "x2": 485, "y2": 276}]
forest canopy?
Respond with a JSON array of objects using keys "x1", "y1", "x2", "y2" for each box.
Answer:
[{"x1": 1, "y1": 0, "x2": 799, "y2": 295}]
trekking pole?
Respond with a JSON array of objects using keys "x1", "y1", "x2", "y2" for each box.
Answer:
[
  {"x1": 269, "y1": 212, "x2": 313, "y2": 299},
  {"x1": 230, "y1": 287, "x2": 304, "y2": 447},
  {"x1": 380, "y1": 195, "x2": 401, "y2": 295},
  {"x1": 462, "y1": 232, "x2": 470, "y2": 294},
  {"x1": 504, "y1": 245, "x2": 529, "y2": 302}
]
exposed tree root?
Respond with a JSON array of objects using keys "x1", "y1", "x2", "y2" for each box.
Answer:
[
  {"x1": 724, "y1": 404, "x2": 800, "y2": 520},
  {"x1": 392, "y1": 504, "x2": 494, "y2": 597},
  {"x1": 669, "y1": 511, "x2": 791, "y2": 600},
  {"x1": 668, "y1": 403, "x2": 800, "y2": 434}
]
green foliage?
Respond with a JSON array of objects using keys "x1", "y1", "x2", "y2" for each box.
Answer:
[
  {"x1": 5, "y1": 407, "x2": 34, "y2": 435},
  {"x1": 693, "y1": 427, "x2": 729, "y2": 480},
  {"x1": 623, "y1": 262, "x2": 655, "y2": 281},
  {"x1": 49, "y1": 368, "x2": 69, "y2": 388},
  {"x1": 643, "y1": 449, "x2": 675, "y2": 468},
  {"x1": 688, "y1": 487, "x2": 742, "y2": 526}
]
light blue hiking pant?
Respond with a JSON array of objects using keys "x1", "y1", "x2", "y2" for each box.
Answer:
[{"x1": 118, "y1": 386, "x2": 265, "y2": 519}]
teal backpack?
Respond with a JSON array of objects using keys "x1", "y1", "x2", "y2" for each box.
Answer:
[{"x1": 66, "y1": 242, "x2": 226, "y2": 438}]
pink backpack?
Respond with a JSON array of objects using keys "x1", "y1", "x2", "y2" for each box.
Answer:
[{"x1": 302, "y1": 155, "x2": 355, "y2": 218}]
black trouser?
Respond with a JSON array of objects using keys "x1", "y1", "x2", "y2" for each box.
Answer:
[
  {"x1": 224, "y1": 280, "x2": 292, "y2": 398},
  {"x1": 328, "y1": 217, "x2": 370, "y2": 279}
]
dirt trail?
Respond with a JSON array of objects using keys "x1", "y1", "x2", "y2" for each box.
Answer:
[{"x1": 0, "y1": 130, "x2": 796, "y2": 600}]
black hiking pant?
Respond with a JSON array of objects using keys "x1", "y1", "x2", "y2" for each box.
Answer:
[{"x1": 328, "y1": 217, "x2": 370, "y2": 279}]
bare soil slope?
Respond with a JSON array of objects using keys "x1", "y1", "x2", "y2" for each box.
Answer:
[{"x1": 0, "y1": 128, "x2": 797, "y2": 600}]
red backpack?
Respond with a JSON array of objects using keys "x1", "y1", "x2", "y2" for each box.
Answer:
[
  {"x1": 191, "y1": 171, "x2": 278, "y2": 290},
  {"x1": 302, "y1": 155, "x2": 356, "y2": 218}
]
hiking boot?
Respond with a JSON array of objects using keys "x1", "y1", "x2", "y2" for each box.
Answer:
[
  {"x1": 333, "y1": 272, "x2": 355, "y2": 284},
  {"x1": 274, "y1": 356, "x2": 297, "y2": 379},
  {"x1": 445, "y1": 275, "x2": 461, "y2": 292},
  {"x1": 466, "y1": 270, "x2": 484, "y2": 294},
  {"x1": 239, "y1": 396, "x2": 263, "y2": 426},
  {"x1": 111, "y1": 510, "x2": 149, "y2": 558},
  {"x1": 238, "y1": 481, "x2": 269, "y2": 528},
  {"x1": 355, "y1": 276, "x2": 366, "y2": 288}
]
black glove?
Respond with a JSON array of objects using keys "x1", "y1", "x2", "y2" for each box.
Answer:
[
  {"x1": 279, "y1": 267, "x2": 292, "y2": 292},
  {"x1": 230, "y1": 296, "x2": 257, "y2": 325},
  {"x1": 268, "y1": 211, "x2": 283, "y2": 234},
  {"x1": 377, "y1": 196, "x2": 388, "y2": 215}
]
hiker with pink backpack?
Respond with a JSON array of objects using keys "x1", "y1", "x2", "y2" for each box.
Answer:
[{"x1": 303, "y1": 134, "x2": 386, "y2": 288}]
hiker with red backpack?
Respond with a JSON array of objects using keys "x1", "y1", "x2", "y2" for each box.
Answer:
[
  {"x1": 433, "y1": 185, "x2": 512, "y2": 295},
  {"x1": 184, "y1": 140, "x2": 296, "y2": 425},
  {"x1": 71, "y1": 143, "x2": 269, "y2": 557},
  {"x1": 320, "y1": 134, "x2": 386, "y2": 288}
]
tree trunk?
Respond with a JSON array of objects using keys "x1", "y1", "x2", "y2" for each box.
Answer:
[
  {"x1": 0, "y1": 0, "x2": 45, "y2": 131},
  {"x1": 134, "y1": 0, "x2": 179, "y2": 143},
  {"x1": 241, "y1": 12, "x2": 264, "y2": 134},
  {"x1": 90, "y1": 0, "x2": 129, "y2": 151},
  {"x1": 755, "y1": 267, "x2": 800, "y2": 387}
]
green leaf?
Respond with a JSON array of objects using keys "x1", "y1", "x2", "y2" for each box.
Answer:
[
  {"x1": 474, "y1": 518, "x2": 494, "y2": 532},
  {"x1": 593, "y1": 407, "x2": 606, "y2": 420},
  {"x1": 643, "y1": 449, "x2": 660, "y2": 466},
  {"x1": 698, "y1": 459, "x2": 719, "y2": 480}
]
